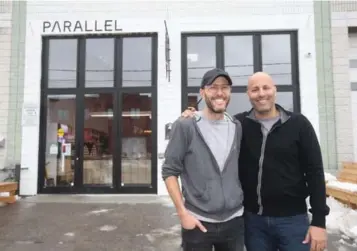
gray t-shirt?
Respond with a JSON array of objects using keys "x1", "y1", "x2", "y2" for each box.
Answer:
[
  {"x1": 187, "y1": 111, "x2": 244, "y2": 222},
  {"x1": 197, "y1": 113, "x2": 234, "y2": 171},
  {"x1": 258, "y1": 115, "x2": 280, "y2": 135}
]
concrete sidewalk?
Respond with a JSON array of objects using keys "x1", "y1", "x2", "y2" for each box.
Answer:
[{"x1": 0, "y1": 195, "x2": 355, "y2": 251}]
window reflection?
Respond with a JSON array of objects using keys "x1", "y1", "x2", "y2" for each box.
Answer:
[
  {"x1": 122, "y1": 37, "x2": 152, "y2": 87},
  {"x1": 85, "y1": 39, "x2": 114, "y2": 88},
  {"x1": 187, "y1": 36, "x2": 216, "y2": 87},
  {"x1": 83, "y1": 94, "x2": 114, "y2": 186},
  {"x1": 262, "y1": 34, "x2": 292, "y2": 85},
  {"x1": 48, "y1": 39, "x2": 77, "y2": 88},
  {"x1": 224, "y1": 36, "x2": 254, "y2": 86},
  {"x1": 45, "y1": 95, "x2": 76, "y2": 187},
  {"x1": 121, "y1": 93, "x2": 152, "y2": 185}
]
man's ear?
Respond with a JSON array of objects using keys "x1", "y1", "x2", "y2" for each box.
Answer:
[{"x1": 199, "y1": 88, "x2": 205, "y2": 99}]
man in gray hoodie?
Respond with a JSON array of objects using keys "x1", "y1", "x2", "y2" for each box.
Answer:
[{"x1": 161, "y1": 68, "x2": 245, "y2": 251}]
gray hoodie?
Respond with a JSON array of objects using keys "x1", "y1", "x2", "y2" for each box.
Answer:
[{"x1": 162, "y1": 113, "x2": 244, "y2": 221}]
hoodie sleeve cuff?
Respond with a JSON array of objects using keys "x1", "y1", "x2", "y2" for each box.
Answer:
[{"x1": 310, "y1": 214, "x2": 326, "y2": 229}]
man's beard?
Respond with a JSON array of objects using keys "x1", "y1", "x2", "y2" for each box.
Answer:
[{"x1": 205, "y1": 97, "x2": 230, "y2": 114}]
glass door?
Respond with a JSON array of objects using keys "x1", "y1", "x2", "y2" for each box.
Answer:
[
  {"x1": 119, "y1": 92, "x2": 153, "y2": 188},
  {"x1": 117, "y1": 36, "x2": 157, "y2": 193},
  {"x1": 81, "y1": 93, "x2": 115, "y2": 188},
  {"x1": 43, "y1": 95, "x2": 77, "y2": 189},
  {"x1": 39, "y1": 34, "x2": 158, "y2": 194}
]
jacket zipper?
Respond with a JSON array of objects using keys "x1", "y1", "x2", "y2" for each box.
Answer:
[
  {"x1": 256, "y1": 123, "x2": 280, "y2": 215},
  {"x1": 193, "y1": 120, "x2": 238, "y2": 212}
]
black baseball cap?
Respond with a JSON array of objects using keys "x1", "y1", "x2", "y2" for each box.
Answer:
[{"x1": 200, "y1": 68, "x2": 233, "y2": 89}]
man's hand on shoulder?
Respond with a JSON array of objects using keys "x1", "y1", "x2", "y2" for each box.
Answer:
[{"x1": 181, "y1": 107, "x2": 196, "y2": 118}]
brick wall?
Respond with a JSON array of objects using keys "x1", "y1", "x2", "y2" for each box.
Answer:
[
  {"x1": 331, "y1": 25, "x2": 354, "y2": 163},
  {"x1": 0, "y1": 0, "x2": 12, "y2": 170},
  {"x1": 348, "y1": 34, "x2": 357, "y2": 163},
  {"x1": 331, "y1": 1, "x2": 357, "y2": 12},
  {"x1": 313, "y1": 1, "x2": 337, "y2": 173},
  {"x1": 330, "y1": 3, "x2": 357, "y2": 164},
  {"x1": 22, "y1": 0, "x2": 318, "y2": 195},
  {"x1": 5, "y1": 1, "x2": 26, "y2": 168}
]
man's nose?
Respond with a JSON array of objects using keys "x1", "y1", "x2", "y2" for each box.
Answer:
[
  {"x1": 216, "y1": 88, "x2": 224, "y2": 95},
  {"x1": 257, "y1": 89, "x2": 265, "y2": 96}
]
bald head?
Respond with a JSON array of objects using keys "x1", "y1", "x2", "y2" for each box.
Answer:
[
  {"x1": 247, "y1": 72, "x2": 275, "y2": 90},
  {"x1": 246, "y1": 72, "x2": 277, "y2": 116}
]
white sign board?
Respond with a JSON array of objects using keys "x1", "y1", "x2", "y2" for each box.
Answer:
[
  {"x1": 49, "y1": 144, "x2": 58, "y2": 155},
  {"x1": 63, "y1": 143, "x2": 72, "y2": 156},
  {"x1": 22, "y1": 103, "x2": 39, "y2": 126}
]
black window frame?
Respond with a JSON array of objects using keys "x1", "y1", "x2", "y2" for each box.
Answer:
[
  {"x1": 181, "y1": 30, "x2": 301, "y2": 114},
  {"x1": 38, "y1": 33, "x2": 158, "y2": 194}
]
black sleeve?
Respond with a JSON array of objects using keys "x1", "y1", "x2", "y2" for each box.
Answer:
[{"x1": 298, "y1": 115, "x2": 330, "y2": 228}]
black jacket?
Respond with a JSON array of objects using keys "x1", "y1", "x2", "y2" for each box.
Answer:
[{"x1": 235, "y1": 104, "x2": 330, "y2": 228}]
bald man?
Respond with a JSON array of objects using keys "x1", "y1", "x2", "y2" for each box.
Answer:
[{"x1": 181, "y1": 71, "x2": 329, "y2": 251}]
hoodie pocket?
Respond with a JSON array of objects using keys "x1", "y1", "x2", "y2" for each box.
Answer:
[
  {"x1": 191, "y1": 182, "x2": 209, "y2": 201},
  {"x1": 224, "y1": 177, "x2": 244, "y2": 210}
]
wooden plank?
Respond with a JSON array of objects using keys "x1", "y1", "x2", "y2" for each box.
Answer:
[
  {"x1": 338, "y1": 174, "x2": 357, "y2": 183},
  {"x1": 0, "y1": 182, "x2": 18, "y2": 205},
  {"x1": 0, "y1": 195, "x2": 16, "y2": 204},
  {"x1": 0, "y1": 182, "x2": 18, "y2": 192},
  {"x1": 336, "y1": 163, "x2": 357, "y2": 183},
  {"x1": 341, "y1": 168, "x2": 357, "y2": 175},
  {"x1": 326, "y1": 187, "x2": 357, "y2": 206},
  {"x1": 342, "y1": 162, "x2": 357, "y2": 170},
  {"x1": 327, "y1": 162, "x2": 357, "y2": 208}
]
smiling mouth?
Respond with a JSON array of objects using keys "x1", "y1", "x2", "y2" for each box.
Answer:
[
  {"x1": 213, "y1": 99, "x2": 226, "y2": 105},
  {"x1": 257, "y1": 100, "x2": 268, "y2": 104}
]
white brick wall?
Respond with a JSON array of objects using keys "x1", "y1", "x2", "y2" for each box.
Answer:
[
  {"x1": 0, "y1": 0, "x2": 12, "y2": 169},
  {"x1": 331, "y1": 11, "x2": 357, "y2": 163},
  {"x1": 349, "y1": 35, "x2": 357, "y2": 162},
  {"x1": 22, "y1": 0, "x2": 318, "y2": 195}
]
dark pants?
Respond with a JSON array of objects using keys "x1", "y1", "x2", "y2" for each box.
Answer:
[
  {"x1": 244, "y1": 211, "x2": 310, "y2": 251},
  {"x1": 181, "y1": 216, "x2": 245, "y2": 251}
]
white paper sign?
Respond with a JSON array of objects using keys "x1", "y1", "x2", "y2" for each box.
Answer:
[
  {"x1": 63, "y1": 143, "x2": 71, "y2": 156},
  {"x1": 49, "y1": 144, "x2": 58, "y2": 155},
  {"x1": 22, "y1": 103, "x2": 39, "y2": 126}
]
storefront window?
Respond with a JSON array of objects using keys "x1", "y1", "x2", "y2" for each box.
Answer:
[
  {"x1": 40, "y1": 34, "x2": 157, "y2": 193},
  {"x1": 83, "y1": 93, "x2": 114, "y2": 186},
  {"x1": 182, "y1": 32, "x2": 299, "y2": 113},
  {"x1": 85, "y1": 38, "x2": 114, "y2": 88},
  {"x1": 45, "y1": 95, "x2": 76, "y2": 187},
  {"x1": 122, "y1": 37, "x2": 152, "y2": 87},
  {"x1": 262, "y1": 34, "x2": 292, "y2": 86},
  {"x1": 121, "y1": 93, "x2": 152, "y2": 185},
  {"x1": 48, "y1": 39, "x2": 77, "y2": 89},
  {"x1": 224, "y1": 36, "x2": 254, "y2": 86},
  {"x1": 187, "y1": 36, "x2": 216, "y2": 87}
]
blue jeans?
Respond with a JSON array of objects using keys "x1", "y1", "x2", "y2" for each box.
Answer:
[
  {"x1": 244, "y1": 211, "x2": 310, "y2": 251},
  {"x1": 181, "y1": 216, "x2": 245, "y2": 251}
]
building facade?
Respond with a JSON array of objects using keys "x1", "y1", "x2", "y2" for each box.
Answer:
[
  {"x1": 0, "y1": 1, "x2": 26, "y2": 181},
  {"x1": 17, "y1": 0, "x2": 317, "y2": 196},
  {"x1": 328, "y1": 1, "x2": 357, "y2": 166},
  {"x1": 2, "y1": 0, "x2": 345, "y2": 196}
]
